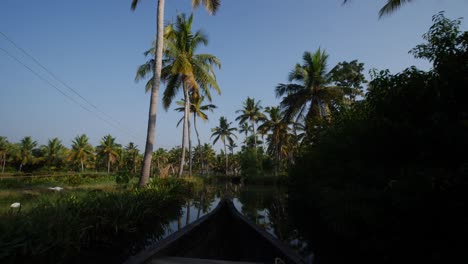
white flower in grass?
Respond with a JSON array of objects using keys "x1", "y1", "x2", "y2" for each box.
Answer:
[{"x1": 10, "y1": 202, "x2": 21, "y2": 208}]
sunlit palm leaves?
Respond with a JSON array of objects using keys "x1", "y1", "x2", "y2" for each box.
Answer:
[
  {"x1": 69, "y1": 134, "x2": 94, "y2": 172},
  {"x1": 175, "y1": 95, "x2": 217, "y2": 127},
  {"x1": 0, "y1": 137, "x2": 10, "y2": 173},
  {"x1": 41, "y1": 138, "x2": 66, "y2": 170},
  {"x1": 131, "y1": 0, "x2": 221, "y2": 186},
  {"x1": 161, "y1": 13, "x2": 221, "y2": 110},
  {"x1": 17, "y1": 136, "x2": 37, "y2": 172}
]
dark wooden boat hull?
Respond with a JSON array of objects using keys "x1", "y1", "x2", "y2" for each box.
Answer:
[{"x1": 125, "y1": 199, "x2": 305, "y2": 264}]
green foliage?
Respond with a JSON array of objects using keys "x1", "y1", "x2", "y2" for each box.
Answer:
[
  {"x1": 239, "y1": 147, "x2": 273, "y2": 179},
  {"x1": 148, "y1": 177, "x2": 194, "y2": 197},
  {"x1": 329, "y1": 60, "x2": 366, "y2": 102},
  {"x1": 65, "y1": 174, "x2": 83, "y2": 186},
  {"x1": 289, "y1": 13, "x2": 468, "y2": 263},
  {"x1": 115, "y1": 171, "x2": 130, "y2": 185},
  {"x1": 240, "y1": 148, "x2": 260, "y2": 178}
]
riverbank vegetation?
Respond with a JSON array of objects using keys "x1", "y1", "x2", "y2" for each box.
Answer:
[
  {"x1": 289, "y1": 13, "x2": 468, "y2": 263},
  {"x1": 0, "y1": 177, "x2": 193, "y2": 263}
]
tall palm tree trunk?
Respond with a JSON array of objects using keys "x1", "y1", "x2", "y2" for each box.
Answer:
[
  {"x1": 188, "y1": 115, "x2": 193, "y2": 177},
  {"x1": 193, "y1": 113, "x2": 204, "y2": 175},
  {"x1": 133, "y1": 155, "x2": 137, "y2": 174},
  {"x1": 80, "y1": 158, "x2": 84, "y2": 172},
  {"x1": 276, "y1": 143, "x2": 280, "y2": 177},
  {"x1": 251, "y1": 120, "x2": 257, "y2": 149},
  {"x1": 178, "y1": 86, "x2": 190, "y2": 177},
  {"x1": 230, "y1": 148, "x2": 235, "y2": 175},
  {"x1": 107, "y1": 155, "x2": 111, "y2": 174},
  {"x1": 2, "y1": 153, "x2": 6, "y2": 173},
  {"x1": 224, "y1": 141, "x2": 228, "y2": 176},
  {"x1": 139, "y1": 0, "x2": 165, "y2": 187}
]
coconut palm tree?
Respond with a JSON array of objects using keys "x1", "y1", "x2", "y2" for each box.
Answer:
[
  {"x1": 131, "y1": 0, "x2": 221, "y2": 187},
  {"x1": 0, "y1": 137, "x2": 10, "y2": 173},
  {"x1": 18, "y1": 136, "x2": 37, "y2": 172},
  {"x1": 152, "y1": 148, "x2": 172, "y2": 176},
  {"x1": 196, "y1": 143, "x2": 216, "y2": 174},
  {"x1": 236, "y1": 97, "x2": 266, "y2": 149},
  {"x1": 239, "y1": 122, "x2": 251, "y2": 138},
  {"x1": 226, "y1": 142, "x2": 238, "y2": 175},
  {"x1": 69, "y1": 134, "x2": 94, "y2": 172},
  {"x1": 161, "y1": 13, "x2": 221, "y2": 177},
  {"x1": 136, "y1": 14, "x2": 220, "y2": 178},
  {"x1": 343, "y1": 0, "x2": 413, "y2": 18},
  {"x1": 211, "y1": 117, "x2": 237, "y2": 175},
  {"x1": 175, "y1": 99, "x2": 194, "y2": 177},
  {"x1": 125, "y1": 142, "x2": 140, "y2": 174},
  {"x1": 276, "y1": 49, "x2": 344, "y2": 126},
  {"x1": 41, "y1": 138, "x2": 66, "y2": 171},
  {"x1": 258, "y1": 107, "x2": 291, "y2": 175},
  {"x1": 227, "y1": 141, "x2": 237, "y2": 156},
  {"x1": 96, "y1": 135, "x2": 121, "y2": 174},
  {"x1": 176, "y1": 95, "x2": 217, "y2": 175}
]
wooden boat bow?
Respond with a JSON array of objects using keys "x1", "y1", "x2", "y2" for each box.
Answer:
[{"x1": 125, "y1": 199, "x2": 306, "y2": 264}]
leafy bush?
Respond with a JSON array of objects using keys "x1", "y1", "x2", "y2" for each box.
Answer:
[
  {"x1": 115, "y1": 171, "x2": 130, "y2": 185},
  {"x1": 148, "y1": 177, "x2": 194, "y2": 197},
  {"x1": 240, "y1": 147, "x2": 262, "y2": 178},
  {"x1": 65, "y1": 174, "x2": 83, "y2": 186}
]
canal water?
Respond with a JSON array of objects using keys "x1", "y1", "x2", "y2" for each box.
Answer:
[{"x1": 160, "y1": 184, "x2": 313, "y2": 260}]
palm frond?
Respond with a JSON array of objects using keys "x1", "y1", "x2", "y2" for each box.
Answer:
[
  {"x1": 162, "y1": 75, "x2": 182, "y2": 110},
  {"x1": 275, "y1": 83, "x2": 304, "y2": 98},
  {"x1": 131, "y1": 0, "x2": 139, "y2": 11},
  {"x1": 135, "y1": 60, "x2": 154, "y2": 82},
  {"x1": 379, "y1": 0, "x2": 413, "y2": 18},
  {"x1": 192, "y1": 0, "x2": 221, "y2": 15}
]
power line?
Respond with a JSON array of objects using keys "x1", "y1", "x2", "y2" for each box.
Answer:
[
  {"x1": 0, "y1": 31, "x2": 140, "y2": 139},
  {"x1": 0, "y1": 47, "x2": 139, "y2": 140}
]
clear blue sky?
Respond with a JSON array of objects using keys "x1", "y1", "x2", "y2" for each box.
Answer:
[{"x1": 1, "y1": 0, "x2": 467, "y2": 151}]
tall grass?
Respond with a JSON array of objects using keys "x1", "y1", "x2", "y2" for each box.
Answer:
[
  {"x1": 0, "y1": 174, "x2": 115, "y2": 189},
  {"x1": 0, "y1": 178, "x2": 192, "y2": 263}
]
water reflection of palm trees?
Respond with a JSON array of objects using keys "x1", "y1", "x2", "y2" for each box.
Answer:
[
  {"x1": 168, "y1": 184, "x2": 310, "y2": 258},
  {"x1": 237, "y1": 186, "x2": 309, "y2": 256},
  {"x1": 192, "y1": 185, "x2": 218, "y2": 219}
]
